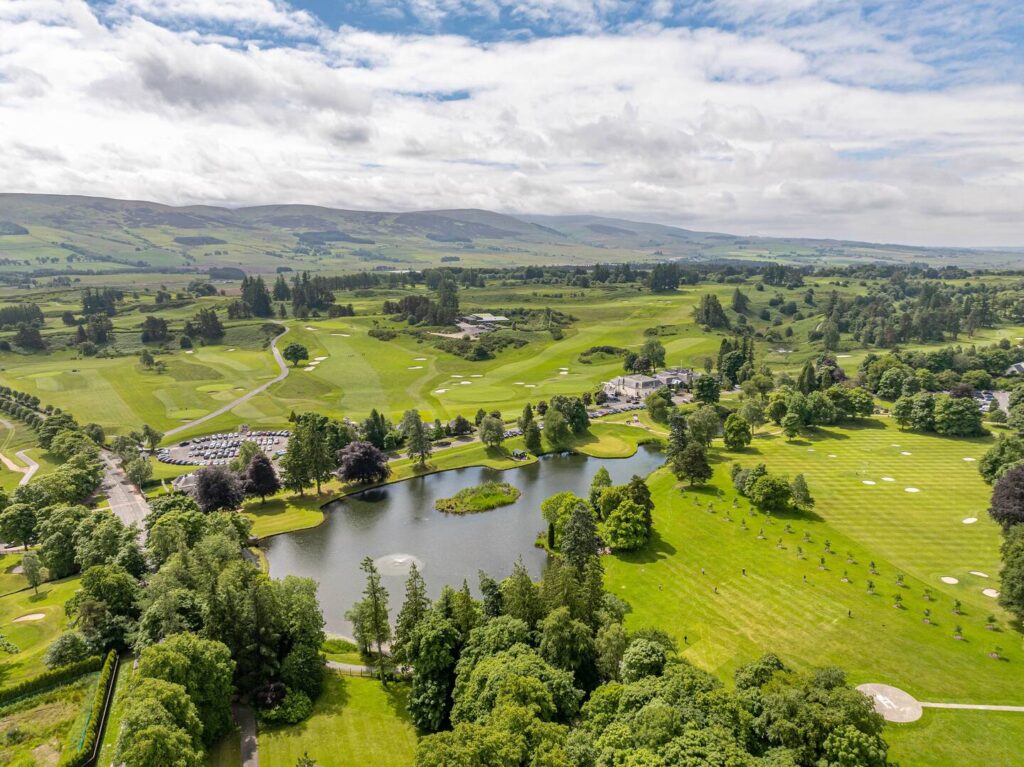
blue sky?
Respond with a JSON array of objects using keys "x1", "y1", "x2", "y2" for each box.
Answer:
[{"x1": 2, "y1": 0, "x2": 1023, "y2": 245}]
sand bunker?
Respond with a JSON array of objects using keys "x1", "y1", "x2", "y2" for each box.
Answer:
[
  {"x1": 837, "y1": 354, "x2": 851, "y2": 358},
  {"x1": 227, "y1": 348, "x2": 236, "y2": 352},
  {"x1": 940, "y1": 576, "x2": 959, "y2": 585},
  {"x1": 331, "y1": 333, "x2": 350, "y2": 337},
  {"x1": 13, "y1": 613, "x2": 45, "y2": 622},
  {"x1": 559, "y1": 371, "x2": 568, "y2": 375},
  {"x1": 963, "y1": 457, "x2": 976, "y2": 462},
  {"x1": 185, "y1": 350, "x2": 194, "y2": 354},
  {"x1": 434, "y1": 389, "x2": 447, "y2": 394},
  {"x1": 901, "y1": 451, "x2": 912, "y2": 456},
  {"x1": 305, "y1": 326, "x2": 316, "y2": 330},
  {"x1": 963, "y1": 517, "x2": 978, "y2": 524},
  {"x1": 525, "y1": 384, "x2": 536, "y2": 388},
  {"x1": 881, "y1": 477, "x2": 895, "y2": 482},
  {"x1": 514, "y1": 381, "x2": 525, "y2": 385},
  {"x1": 904, "y1": 487, "x2": 920, "y2": 493},
  {"x1": 982, "y1": 588, "x2": 1000, "y2": 598},
  {"x1": 807, "y1": 448, "x2": 815, "y2": 452},
  {"x1": 828, "y1": 454, "x2": 837, "y2": 458},
  {"x1": 451, "y1": 374, "x2": 464, "y2": 379},
  {"x1": 891, "y1": 443, "x2": 900, "y2": 447},
  {"x1": 303, "y1": 366, "x2": 315, "y2": 372},
  {"x1": 459, "y1": 381, "x2": 472, "y2": 385},
  {"x1": 408, "y1": 366, "x2": 423, "y2": 370},
  {"x1": 414, "y1": 357, "x2": 427, "y2": 360},
  {"x1": 470, "y1": 374, "x2": 483, "y2": 378},
  {"x1": 969, "y1": 571, "x2": 989, "y2": 578},
  {"x1": 863, "y1": 480, "x2": 876, "y2": 485},
  {"x1": 314, "y1": 356, "x2": 327, "y2": 361}
]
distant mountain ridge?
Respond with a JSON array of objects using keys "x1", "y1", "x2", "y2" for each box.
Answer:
[{"x1": 0, "y1": 193, "x2": 1016, "y2": 274}]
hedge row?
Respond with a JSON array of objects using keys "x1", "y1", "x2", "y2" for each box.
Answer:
[
  {"x1": 0, "y1": 654, "x2": 102, "y2": 708},
  {"x1": 58, "y1": 650, "x2": 118, "y2": 767}
]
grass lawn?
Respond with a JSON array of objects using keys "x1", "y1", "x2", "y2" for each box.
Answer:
[
  {"x1": 604, "y1": 418, "x2": 1023, "y2": 767},
  {"x1": 259, "y1": 673, "x2": 417, "y2": 767},
  {"x1": 0, "y1": 576, "x2": 82, "y2": 686},
  {"x1": 0, "y1": 673, "x2": 98, "y2": 767},
  {"x1": 884, "y1": 709, "x2": 1024, "y2": 767},
  {"x1": 323, "y1": 637, "x2": 366, "y2": 666},
  {"x1": 0, "y1": 551, "x2": 27, "y2": 596},
  {"x1": 243, "y1": 493, "x2": 326, "y2": 539},
  {"x1": 205, "y1": 727, "x2": 242, "y2": 767}
]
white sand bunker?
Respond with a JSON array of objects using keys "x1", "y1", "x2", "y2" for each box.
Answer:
[
  {"x1": 963, "y1": 517, "x2": 978, "y2": 524},
  {"x1": 940, "y1": 576, "x2": 959, "y2": 585},
  {"x1": 414, "y1": 357, "x2": 427, "y2": 360},
  {"x1": 459, "y1": 381, "x2": 472, "y2": 385},
  {"x1": 13, "y1": 613, "x2": 45, "y2": 622},
  {"x1": 434, "y1": 389, "x2": 447, "y2": 394},
  {"x1": 881, "y1": 477, "x2": 895, "y2": 482},
  {"x1": 303, "y1": 366, "x2": 315, "y2": 372},
  {"x1": 828, "y1": 454, "x2": 837, "y2": 458},
  {"x1": 837, "y1": 354, "x2": 851, "y2": 358},
  {"x1": 891, "y1": 443, "x2": 900, "y2": 447},
  {"x1": 982, "y1": 588, "x2": 1000, "y2": 598},
  {"x1": 331, "y1": 333, "x2": 350, "y2": 337},
  {"x1": 451, "y1": 374, "x2": 464, "y2": 378},
  {"x1": 962, "y1": 457, "x2": 975, "y2": 462},
  {"x1": 305, "y1": 326, "x2": 316, "y2": 330},
  {"x1": 901, "y1": 451, "x2": 912, "y2": 456},
  {"x1": 904, "y1": 487, "x2": 920, "y2": 493},
  {"x1": 227, "y1": 348, "x2": 236, "y2": 352},
  {"x1": 807, "y1": 448, "x2": 815, "y2": 452},
  {"x1": 314, "y1": 356, "x2": 327, "y2": 361},
  {"x1": 408, "y1": 366, "x2": 423, "y2": 370},
  {"x1": 969, "y1": 571, "x2": 989, "y2": 578},
  {"x1": 525, "y1": 384, "x2": 536, "y2": 388},
  {"x1": 373, "y1": 553, "x2": 423, "y2": 576},
  {"x1": 514, "y1": 381, "x2": 525, "y2": 385},
  {"x1": 559, "y1": 371, "x2": 569, "y2": 375},
  {"x1": 471, "y1": 374, "x2": 483, "y2": 378},
  {"x1": 863, "y1": 480, "x2": 876, "y2": 485},
  {"x1": 185, "y1": 350, "x2": 194, "y2": 354}
]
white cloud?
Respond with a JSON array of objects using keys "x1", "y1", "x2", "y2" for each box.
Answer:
[{"x1": 0, "y1": 0, "x2": 1022, "y2": 245}]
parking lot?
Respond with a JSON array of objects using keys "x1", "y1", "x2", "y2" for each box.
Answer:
[{"x1": 156, "y1": 430, "x2": 291, "y2": 467}]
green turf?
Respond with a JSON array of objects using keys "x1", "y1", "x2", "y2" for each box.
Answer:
[
  {"x1": 0, "y1": 576, "x2": 83, "y2": 686},
  {"x1": 884, "y1": 709, "x2": 1024, "y2": 767},
  {"x1": 604, "y1": 418, "x2": 1023, "y2": 767},
  {"x1": 258, "y1": 673, "x2": 417, "y2": 767}
]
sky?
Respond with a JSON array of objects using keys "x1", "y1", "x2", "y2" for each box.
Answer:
[{"x1": 1, "y1": 1, "x2": 1023, "y2": 247}]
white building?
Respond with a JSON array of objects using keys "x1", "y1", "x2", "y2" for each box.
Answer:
[
  {"x1": 654, "y1": 368, "x2": 697, "y2": 387},
  {"x1": 1005, "y1": 362, "x2": 1024, "y2": 376},
  {"x1": 603, "y1": 374, "x2": 661, "y2": 400}
]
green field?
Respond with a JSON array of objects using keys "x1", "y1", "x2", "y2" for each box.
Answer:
[
  {"x1": 604, "y1": 418, "x2": 1022, "y2": 766},
  {"x1": 258, "y1": 673, "x2": 417, "y2": 767},
  {"x1": 0, "y1": 576, "x2": 83, "y2": 685}
]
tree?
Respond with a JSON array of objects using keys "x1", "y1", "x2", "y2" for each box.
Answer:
[
  {"x1": 644, "y1": 388, "x2": 673, "y2": 423},
  {"x1": 990, "y1": 464, "x2": 1024, "y2": 531},
  {"x1": 601, "y1": 500, "x2": 649, "y2": 551},
  {"x1": 792, "y1": 474, "x2": 815, "y2": 510},
  {"x1": 561, "y1": 503, "x2": 598, "y2": 570},
  {"x1": 723, "y1": 413, "x2": 752, "y2": 450},
  {"x1": 539, "y1": 607, "x2": 596, "y2": 688},
  {"x1": 21, "y1": 550, "x2": 45, "y2": 594},
  {"x1": 500, "y1": 558, "x2": 545, "y2": 630},
  {"x1": 358, "y1": 557, "x2": 391, "y2": 681},
  {"x1": 479, "y1": 416, "x2": 505, "y2": 448},
  {"x1": 523, "y1": 421, "x2": 542, "y2": 454},
  {"x1": 400, "y1": 409, "x2": 432, "y2": 468},
  {"x1": 620, "y1": 639, "x2": 667, "y2": 682},
  {"x1": 588, "y1": 467, "x2": 612, "y2": 511},
  {"x1": 738, "y1": 397, "x2": 766, "y2": 428},
  {"x1": 289, "y1": 412, "x2": 339, "y2": 494},
  {"x1": 781, "y1": 410, "x2": 802, "y2": 439},
  {"x1": 543, "y1": 409, "x2": 571, "y2": 449},
  {"x1": 407, "y1": 612, "x2": 461, "y2": 732},
  {"x1": 138, "y1": 632, "x2": 236, "y2": 743},
  {"x1": 693, "y1": 374, "x2": 720, "y2": 405},
  {"x1": 687, "y1": 405, "x2": 719, "y2": 448},
  {"x1": 748, "y1": 474, "x2": 793, "y2": 514},
  {"x1": 283, "y1": 343, "x2": 309, "y2": 367},
  {"x1": 892, "y1": 395, "x2": 914, "y2": 430},
  {"x1": 0, "y1": 502, "x2": 36, "y2": 549},
  {"x1": 142, "y1": 424, "x2": 164, "y2": 450},
  {"x1": 194, "y1": 466, "x2": 245, "y2": 512},
  {"x1": 980, "y1": 436, "x2": 1024, "y2": 484},
  {"x1": 125, "y1": 456, "x2": 153, "y2": 488},
  {"x1": 243, "y1": 452, "x2": 281, "y2": 503},
  {"x1": 114, "y1": 677, "x2": 204, "y2": 767},
  {"x1": 640, "y1": 338, "x2": 666, "y2": 370},
  {"x1": 665, "y1": 410, "x2": 688, "y2": 460},
  {"x1": 671, "y1": 442, "x2": 712, "y2": 487},
  {"x1": 934, "y1": 394, "x2": 984, "y2": 437},
  {"x1": 44, "y1": 631, "x2": 90, "y2": 668},
  {"x1": 393, "y1": 563, "x2": 430, "y2": 663},
  {"x1": 337, "y1": 441, "x2": 391, "y2": 484},
  {"x1": 998, "y1": 525, "x2": 1024, "y2": 623},
  {"x1": 693, "y1": 294, "x2": 730, "y2": 329}
]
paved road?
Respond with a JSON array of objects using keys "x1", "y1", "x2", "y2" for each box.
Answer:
[
  {"x1": 165, "y1": 326, "x2": 290, "y2": 439},
  {"x1": 0, "y1": 417, "x2": 40, "y2": 486},
  {"x1": 100, "y1": 451, "x2": 152, "y2": 535},
  {"x1": 922, "y1": 701, "x2": 1024, "y2": 713},
  {"x1": 233, "y1": 703, "x2": 258, "y2": 767},
  {"x1": 859, "y1": 683, "x2": 1024, "y2": 722}
]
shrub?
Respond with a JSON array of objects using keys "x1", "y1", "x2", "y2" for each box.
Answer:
[
  {"x1": 57, "y1": 650, "x2": 118, "y2": 767},
  {"x1": 259, "y1": 687, "x2": 313, "y2": 725},
  {"x1": 0, "y1": 655, "x2": 102, "y2": 707}
]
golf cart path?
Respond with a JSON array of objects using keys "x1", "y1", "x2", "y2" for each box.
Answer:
[
  {"x1": 858, "y1": 683, "x2": 1024, "y2": 723},
  {"x1": 165, "y1": 325, "x2": 289, "y2": 438},
  {"x1": 921, "y1": 702, "x2": 1024, "y2": 712},
  {"x1": 233, "y1": 703, "x2": 258, "y2": 767},
  {"x1": 0, "y1": 417, "x2": 39, "y2": 485}
]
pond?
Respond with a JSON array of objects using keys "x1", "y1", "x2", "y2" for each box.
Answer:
[{"x1": 263, "y1": 446, "x2": 665, "y2": 634}]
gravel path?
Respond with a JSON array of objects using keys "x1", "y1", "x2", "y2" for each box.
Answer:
[
  {"x1": 0, "y1": 416, "x2": 40, "y2": 486},
  {"x1": 165, "y1": 325, "x2": 289, "y2": 438}
]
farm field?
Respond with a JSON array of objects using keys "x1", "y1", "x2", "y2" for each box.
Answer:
[
  {"x1": 605, "y1": 419, "x2": 1022, "y2": 766},
  {"x1": 258, "y1": 673, "x2": 417, "y2": 767}
]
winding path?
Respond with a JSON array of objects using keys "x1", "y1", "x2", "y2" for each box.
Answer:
[
  {"x1": 0, "y1": 417, "x2": 40, "y2": 486},
  {"x1": 165, "y1": 325, "x2": 290, "y2": 438}
]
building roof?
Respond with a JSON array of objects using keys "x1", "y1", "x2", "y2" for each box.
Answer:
[
  {"x1": 466, "y1": 313, "x2": 508, "y2": 323},
  {"x1": 622, "y1": 374, "x2": 659, "y2": 386}
]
